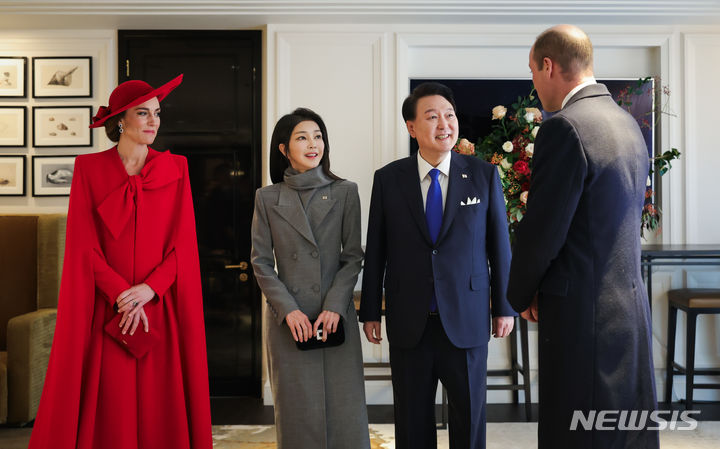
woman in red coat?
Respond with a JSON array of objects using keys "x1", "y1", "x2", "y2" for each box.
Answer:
[{"x1": 29, "y1": 75, "x2": 213, "y2": 449}]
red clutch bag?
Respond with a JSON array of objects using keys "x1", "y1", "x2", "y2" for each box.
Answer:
[{"x1": 104, "y1": 312, "x2": 159, "y2": 359}]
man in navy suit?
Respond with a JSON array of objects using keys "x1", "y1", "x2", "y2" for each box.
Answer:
[
  {"x1": 507, "y1": 25, "x2": 658, "y2": 448},
  {"x1": 360, "y1": 82, "x2": 516, "y2": 449}
]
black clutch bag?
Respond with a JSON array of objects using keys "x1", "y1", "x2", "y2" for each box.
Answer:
[{"x1": 295, "y1": 319, "x2": 345, "y2": 351}]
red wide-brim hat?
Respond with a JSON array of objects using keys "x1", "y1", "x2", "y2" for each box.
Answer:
[{"x1": 89, "y1": 74, "x2": 183, "y2": 128}]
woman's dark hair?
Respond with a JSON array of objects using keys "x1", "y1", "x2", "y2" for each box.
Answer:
[
  {"x1": 103, "y1": 113, "x2": 125, "y2": 143},
  {"x1": 401, "y1": 82, "x2": 457, "y2": 122},
  {"x1": 269, "y1": 107, "x2": 343, "y2": 184}
]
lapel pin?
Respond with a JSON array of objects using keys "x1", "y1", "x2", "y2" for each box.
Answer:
[
  {"x1": 322, "y1": 195, "x2": 328, "y2": 200},
  {"x1": 461, "y1": 173, "x2": 468, "y2": 178}
]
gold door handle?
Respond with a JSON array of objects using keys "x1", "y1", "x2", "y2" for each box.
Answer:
[{"x1": 225, "y1": 261, "x2": 249, "y2": 270}]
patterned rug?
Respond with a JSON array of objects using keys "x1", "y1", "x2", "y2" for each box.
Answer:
[
  {"x1": 212, "y1": 424, "x2": 405, "y2": 448},
  {"x1": 211, "y1": 422, "x2": 720, "y2": 449}
]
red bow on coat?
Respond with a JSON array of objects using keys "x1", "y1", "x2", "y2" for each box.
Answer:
[{"x1": 97, "y1": 151, "x2": 181, "y2": 240}]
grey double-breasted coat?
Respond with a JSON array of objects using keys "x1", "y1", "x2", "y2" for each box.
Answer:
[{"x1": 251, "y1": 174, "x2": 370, "y2": 449}]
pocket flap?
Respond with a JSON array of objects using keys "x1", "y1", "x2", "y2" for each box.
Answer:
[{"x1": 470, "y1": 273, "x2": 489, "y2": 291}]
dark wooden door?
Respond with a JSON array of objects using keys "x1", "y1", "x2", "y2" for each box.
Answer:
[{"x1": 119, "y1": 30, "x2": 262, "y2": 396}]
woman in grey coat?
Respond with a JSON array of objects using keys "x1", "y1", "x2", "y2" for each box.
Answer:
[{"x1": 251, "y1": 108, "x2": 370, "y2": 448}]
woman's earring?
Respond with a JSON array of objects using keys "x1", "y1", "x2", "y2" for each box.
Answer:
[{"x1": 118, "y1": 122, "x2": 124, "y2": 134}]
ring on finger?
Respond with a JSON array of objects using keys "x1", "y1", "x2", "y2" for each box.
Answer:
[{"x1": 133, "y1": 301, "x2": 138, "y2": 307}]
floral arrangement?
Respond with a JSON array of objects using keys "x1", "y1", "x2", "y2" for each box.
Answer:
[
  {"x1": 454, "y1": 79, "x2": 680, "y2": 241},
  {"x1": 453, "y1": 90, "x2": 541, "y2": 244}
]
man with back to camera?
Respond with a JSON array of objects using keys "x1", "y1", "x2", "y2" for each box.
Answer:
[
  {"x1": 507, "y1": 24, "x2": 659, "y2": 448},
  {"x1": 360, "y1": 81, "x2": 516, "y2": 449}
]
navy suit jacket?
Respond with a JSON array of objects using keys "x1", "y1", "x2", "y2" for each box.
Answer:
[{"x1": 360, "y1": 151, "x2": 515, "y2": 349}]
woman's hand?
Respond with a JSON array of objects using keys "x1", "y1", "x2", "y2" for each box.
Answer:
[
  {"x1": 119, "y1": 306, "x2": 149, "y2": 335},
  {"x1": 313, "y1": 310, "x2": 340, "y2": 342},
  {"x1": 285, "y1": 310, "x2": 312, "y2": 342},
  {"x1": 116, "y1": 283, "x2": 156, "y2": 319}
]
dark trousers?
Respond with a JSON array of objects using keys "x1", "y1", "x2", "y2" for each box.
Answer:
[{"x1": 389, "y1": 315, "x2": 488, "y2": 449}]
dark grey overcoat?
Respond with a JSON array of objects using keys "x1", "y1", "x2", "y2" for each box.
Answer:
[
  {"x1": 251, "y1": 177, "x2": 370, "y2": 449},
  {"x1": 507, "y1": 84, "x2": 659, "y2": 449}
]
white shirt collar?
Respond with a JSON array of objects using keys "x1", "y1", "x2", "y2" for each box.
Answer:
[
  {"x1": 417, "y1": 150, "x2": 451, "y2": 181},
  {"x1": 561, "y1": 77, "x2": 597, "y2": 109}
]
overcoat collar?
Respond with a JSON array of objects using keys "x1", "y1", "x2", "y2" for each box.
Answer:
[
  {"x1": 564, "y1": 83, "x2": 611, "y2": 109},
  {"x1": 398, "y1": 151, "x2": 471, "y2": 247},
  {"x1": 272, "y1": 182, "x2": 337, "y2": 248}
]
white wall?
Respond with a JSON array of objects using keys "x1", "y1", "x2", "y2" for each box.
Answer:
[
  {"x1": 265, "y1": 23, "x2": 720, "y2": 405},
  {"x1": 0, "y1": 30, "x2": 115, "y2": 213}
]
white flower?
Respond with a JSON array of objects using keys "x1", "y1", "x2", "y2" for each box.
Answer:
[
  {"x1": 520, "y1": 191, "x2": 529, "y2": 204},
  {"x1": 500, "y1": 158, "x2": 512, "y2": 170},
  {"x1": 502, "y1": 141, "x2": 514, "y2": 153},
  {"x1": 497, "y1": 165, "x2": 505, "y2": 179},
  {"x1": 525, "y1": 143, "x2": 534, "y2": 156},
  {"x1": 525, "y1": 112, "x2": 535, "y2": 123},
  {"x1": 492, "y1": 105, "x2": 507, "y2": 120},
  {"x1": 646, "y1": 176, "x2": 652, "y2": 187},
  {"x1": 526, "y1": 107, "x2": 542, "y2": 122},
  {"x1": 531, "y1": 126, "x2": 539, "y2": 138}
]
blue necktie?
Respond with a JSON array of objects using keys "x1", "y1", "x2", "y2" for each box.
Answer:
[{"x1": 426, "y1": 168, "x2": 442, "y2": 312}]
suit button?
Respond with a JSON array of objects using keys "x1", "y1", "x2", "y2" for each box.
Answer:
[
  {"x1": 292, "y1": 253, "x2": 298, "y2": 260},
  {"x1": 432, "y1": 249, "x2": 438, "y2": 255},
  {"x1": 292, "y1": 287, "x2": 299, "y2": 294},
  {"x1": 312, "y1": 284, "x2": 320, "y2": 293},
  {"x1": 311, "y1": 250, "x2": 319, "y2": 258}
]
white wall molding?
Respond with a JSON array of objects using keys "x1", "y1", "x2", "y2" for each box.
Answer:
[
  {"x1": 683, "y1": 33, "x2": 720, "y2": 244},
  {"x1": 1, "y1": 1, "x2": 719, "y2": 20}
]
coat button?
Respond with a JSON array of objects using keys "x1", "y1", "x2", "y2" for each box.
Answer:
[
  {"x1": 432, "y1": 249, "x2": 438, "y2": 255},
  {"x1": 311, "y1": 250, "x2": 319, "y2": 258},
  {"x1": 312, "y1": 284, "x2": 320, "y2": 293},
  {"x1": 292, "y1": 253, "x2": 298, "y2": 260},
  {"x1": 292, "y1": 287, "x2": 299, "y2": 294}
]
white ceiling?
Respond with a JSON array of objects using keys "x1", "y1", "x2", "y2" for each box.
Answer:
[{"x1": 0, "y1": 0, "x2": 719, "y2": 28}]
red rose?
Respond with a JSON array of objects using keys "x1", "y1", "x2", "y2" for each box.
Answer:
[{"x1": 513, "y1": 160, "x2": 530, "y2": 175}]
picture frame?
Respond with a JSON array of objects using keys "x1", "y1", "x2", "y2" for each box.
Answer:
[
  {"x1": 0, "y1": 155, "x2": 26, "y2": 196},
  {"x1": 32, "y1": 56, "x2": 92, "y2": 98},
  {"x1": 32, "y1": 155, "x2": 75, "y2": 197},
  {"x1": 0, "y1": 106, "x2": 26, "y2": 147},
  {"x1": 0, "y1": 57, "x2": 27, "y2": 98},
  {"x1": 32, "y1": 106, "x2": 92, "y2": 147}
]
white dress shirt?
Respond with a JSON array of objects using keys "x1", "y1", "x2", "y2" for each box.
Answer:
[
  {"x1": 418, "y1": 150, "x2": 451, "y2": 212},
  {"x1": 561, "y1": 77, "x2": 597, "y2": 109}
]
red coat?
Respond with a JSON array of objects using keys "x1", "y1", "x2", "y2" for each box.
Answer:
[{"x1": 29, "y1": 147, "x2": 212, "y2": 449}]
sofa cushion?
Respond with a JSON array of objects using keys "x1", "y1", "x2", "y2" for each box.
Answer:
[{"x1": 37, "y1": 214, "x2": 66, "y2": 309}]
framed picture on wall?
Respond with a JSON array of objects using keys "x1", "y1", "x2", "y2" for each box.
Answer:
[
  {"x1": 32, "y1": 106, "x2": 92, "y2": 147},
  {"x1": 32, "y1": 56, "x2": 92, "y2": 98},
  {"x1": 0, "y1": 57, "x2": 27, "y2": 98},
  {"x1": 0, "y1": 155, "x2": 26, "y2": 196},
  {"x1": 0, "y1": 106, "x2": 26, "y2": 147},
  {"x1": 32, "y1": 155, "x2": 75, "y2": 196}
]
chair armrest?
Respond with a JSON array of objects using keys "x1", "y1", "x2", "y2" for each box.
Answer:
[{"x1": 6, "y1": 308, "x2": 57, "y2": 424}]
